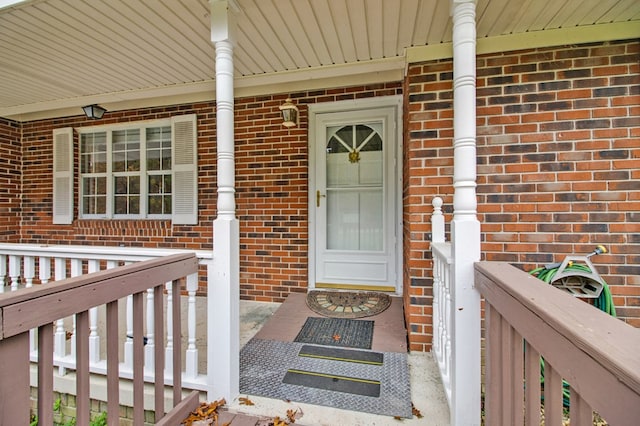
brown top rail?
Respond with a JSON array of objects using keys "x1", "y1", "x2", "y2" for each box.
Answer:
[
  {"x1": 476, "y1": 261, "x2": 640, "y2": 423},
  {"x1": 0, "y1": 252, "x2": 198, "y2": 339}
]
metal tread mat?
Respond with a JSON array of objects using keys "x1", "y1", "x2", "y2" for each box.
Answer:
[{"x1": 240, "y1": 338, "x2": 412, "y2": 418}]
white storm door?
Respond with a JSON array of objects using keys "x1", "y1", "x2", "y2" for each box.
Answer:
[{"x1": 315, "y1": 107, "x2": 397, "y2": 289}]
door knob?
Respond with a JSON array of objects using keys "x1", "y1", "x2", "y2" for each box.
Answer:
[{"x1": 316, "y1": 190, "x2": 326, "y2": 207}]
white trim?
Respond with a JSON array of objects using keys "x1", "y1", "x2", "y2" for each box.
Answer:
[
  {"x1": 307, "y1": 95, "x2": 403, "y2": 294},
  {"x1": 406, "y1": 20, "x2": 640, "y2": 63}
]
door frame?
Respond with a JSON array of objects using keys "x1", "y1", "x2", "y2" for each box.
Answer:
[{"x1": 308, "y1": 95, "x2": 403, "y2": 294}]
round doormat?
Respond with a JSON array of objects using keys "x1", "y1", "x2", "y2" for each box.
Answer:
[{"x1": 306, "y1": 290, "x2": 391, "y2": 319}]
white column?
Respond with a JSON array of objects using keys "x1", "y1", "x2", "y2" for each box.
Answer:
[
  {"x1": 208, "y1": 0, "x2": 240, "y2": 403},
  {"x1": 450, "y1": 1, "x2": 481, "y2": 425}
]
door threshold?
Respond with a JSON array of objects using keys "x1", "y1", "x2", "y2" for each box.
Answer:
[{"x1": 314, "y1": 283, "x2": 396, "y2": 293}]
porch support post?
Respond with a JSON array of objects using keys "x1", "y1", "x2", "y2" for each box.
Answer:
[
  {"x1": 450, "y1": 1, "x2": 481, "y2": 425},
  {"x1": 208, "y1": 0, "x2": 240, "y2": 403}
]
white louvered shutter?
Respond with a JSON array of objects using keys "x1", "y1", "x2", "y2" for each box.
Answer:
[
  {"x1": 52, "y1": 127, "x2": 74, "y2": 224},
  {"x1": 171, "y1": 114, "x2": 198, "y2": 225}
]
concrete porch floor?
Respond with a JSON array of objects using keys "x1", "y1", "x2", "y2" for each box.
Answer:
[{"x1": 227, "y1": 294, "x2": 451, "y2": 426}]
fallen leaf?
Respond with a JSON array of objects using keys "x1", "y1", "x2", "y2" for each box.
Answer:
[
  {"x1": 411, "y1": 403, "x2": 423, "y2": 418},
  {"x1": 332, "y1": 334, "x2": 341, "y2": 341},
  {"x1": 239, "y1": 396, "x2": 255, "y2": 406},
  {"x1": 271, "y1": 417, "x2": 287, "y2": 426},
  {"x1": 181, "y1": 399, "x2": 226, "y2": 426}
]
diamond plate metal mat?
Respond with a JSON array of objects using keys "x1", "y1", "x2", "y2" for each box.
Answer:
[{"x1": 240, "y1": 338, "x2": 412, "y2": 419}]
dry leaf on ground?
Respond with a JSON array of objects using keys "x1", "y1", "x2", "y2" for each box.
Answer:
[
  {"x1": 412, "y1": 403, "x2": 423, "y2": 418},
  {"x1": 181, "y1": 399, "x2": 226, "y2": 426},
  {"x1": 239, "y1": 396, "x2": 255, "y2": 406}
]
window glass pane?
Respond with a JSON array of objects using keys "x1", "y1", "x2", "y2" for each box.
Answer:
[
  {"x1": 81, "y1": 177, "x2": 106, "y2": 215},
  {"x1": 80, "y1": 132, "x2": 107, "y2": 173},
  {"x1": 148, "y1": 173, "x2": 171, "y2": 215},
  {"x1": 113, "y1": 129, "x2": 140, "y2": 172},
  {"x1": 114, "y1": 176, "x2": 127, "y2": 194},
  {"x1": 146, "y1": 126, "x2": 171, "y2": 171}
]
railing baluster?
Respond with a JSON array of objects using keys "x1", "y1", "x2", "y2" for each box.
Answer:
[
  {"x1": 570, "y1": 386, "x2": 593, "y2": 425},
  {"x1": 146, "y1": 287, "x2": 156, "y2": 372},
  {"x1": 133, "y1": 291, "x2": 145, "y2": 425},
  {"x1": 39, "y1": 256, "x2": 51, "y2": 284},
  {"x1": 70, "y1": 259, "x2": 83, "y2": 359},
  {"x1": 544, "y1": 362, "x2": 563, "y2": 425},
  {"x1": 524, "y1": 341, "x2": 541, "y2": 425},
  {"x1": 106, "y1": 300, "x2": 119, "y2": 426},
  {"x1": 23, "y1": 256, "x2": 35, "y2": 287},
  {"x1": 172, "y1": 278, "x2": 182, "y2": 405},
  {"x1": 87, "y1": 259, "x2": 101, "y2": 364},
  {"x1": 513, "y1": 329, "x2": 525, "y2": 424},
  {"x1": 54, "y1": 257, "x2": 67, "y2": 374},
  {"x1": 485, "y1": 303, "x2": 502, "y2": 425},
  {"x1": 443, "y1": 263, "x2": 452, "y2": 391},
  {"x1": 154, "y1": 284, "x2": 166, "y2": 421},
  {"x1": 38, "y1": 323, "x2": 54, "y2": 426},
  {"x1": 76, "y1": 310, "x2": 90, "y2": 425},
  {"x1": 0, "y1": 253, "x2": 6, "y2": 290},
  {"x1": 165, "y1": 280, "x2": 174, "y2": 375},
  {"x1": 9, "y1": 254, "x2": 20, "y2": 290},
  {"x1": 24, "y1": 256, "x2": 37, "y2": 353},
  {"x1": 185, "y1": 273, "x2": 198, "y2": 378}
]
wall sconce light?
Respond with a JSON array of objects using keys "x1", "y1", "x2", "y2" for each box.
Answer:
[
  {"x1": 82, "y1": 104, "x2": 107, "y2": 120},
  {"x1": 279, "y1": 98, "x2": 299, "y2": 128}
]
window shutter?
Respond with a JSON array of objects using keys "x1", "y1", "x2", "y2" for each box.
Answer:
[
  {"x1": 171, "y1": 114, "x2": 198, "y2": 225},
  {"x1": 52, "y1": 127, "x2": 74, "y2": 224}
]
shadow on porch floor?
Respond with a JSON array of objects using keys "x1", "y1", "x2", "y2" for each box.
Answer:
[{"x1": 228, "y1": 293, "x2": 450, "y2": 426}]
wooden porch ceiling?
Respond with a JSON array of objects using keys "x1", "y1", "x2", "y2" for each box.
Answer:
[{"x1": 0, "y1": 0, "x2": 638, "y2": 121}]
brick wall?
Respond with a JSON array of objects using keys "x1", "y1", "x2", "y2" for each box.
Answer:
[
  {"x1": 406, "y1": 39, "x2": 640, "y2": 350},
  {"x1": 0, "y1": 117, "x2": 21, "y2": 242},
  {"x1": 11, "y1": 83, "x2": 401, "y2": 301}
]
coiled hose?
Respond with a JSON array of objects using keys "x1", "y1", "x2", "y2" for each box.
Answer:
[{"x1": 529, "y1": 259, "x2": 616, "y2": 407}]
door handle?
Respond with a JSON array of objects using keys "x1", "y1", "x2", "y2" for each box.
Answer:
[{"x1": 316, "y1": 190, "x2": 326, "y2": 207}]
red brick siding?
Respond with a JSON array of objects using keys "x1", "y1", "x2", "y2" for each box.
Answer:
[
  {"x1": 10, "y1": 84, "x2": 402, "y2": 299},
  {"x1": 406, "y1": 39, "x2": 640, "y2": 350},
  {"x1": 0, "y1": 118, "x2": 21, "y2": 242}
]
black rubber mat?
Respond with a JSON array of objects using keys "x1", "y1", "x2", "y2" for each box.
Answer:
[
  {"x1": 283, "y1": 369, "x2": 381, "y2": 397},
  {"x1": 298, "y1": 344, "x2": 383, "y2": 365},
  {"x1": 294, "y1": 317, "x2": 374, "y2": 349}
]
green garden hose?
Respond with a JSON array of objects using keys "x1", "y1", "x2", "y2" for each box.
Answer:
[{"x1": 529, "y1": 250, "x2": 616, "y2": 407}]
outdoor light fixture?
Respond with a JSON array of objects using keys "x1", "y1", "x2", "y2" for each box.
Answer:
[
  {"x1": 279, "y1": 98, "x2": 299, "y2": 128},
  {"x1": 82, "y1": 104, "x2": 107, "y2": 120}
]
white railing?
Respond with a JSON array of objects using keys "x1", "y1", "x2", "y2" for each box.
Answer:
[
  {"x1": 0, "y1": 243, "x2": 213, "y2": 392},
  {"x1": 430, "y1": 197, "x2": 453, "y2": 405}
]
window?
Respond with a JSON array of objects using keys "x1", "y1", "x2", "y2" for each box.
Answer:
[{"x1": 54, "y1": 114, "x2": 197, "y2": 224}]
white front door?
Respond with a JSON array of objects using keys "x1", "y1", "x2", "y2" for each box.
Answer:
[{"x1": 311, "y1": 102, "x2": 400, "y2": 292}]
